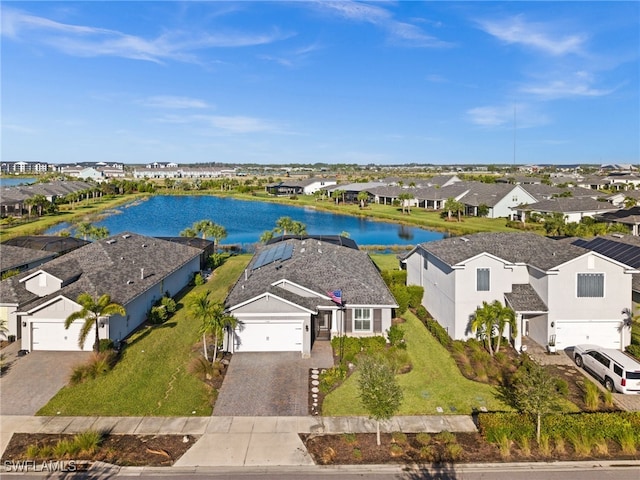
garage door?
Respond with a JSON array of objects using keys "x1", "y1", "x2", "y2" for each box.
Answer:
[
  {"x1": 234, "y1": 322, "x2": 303, "y2": 352},
  {"x1": 555, "y1": 321, "x2": 621, "y2": 349},
  {"x1": 31, "y1": 321, "x2": 90, "y2": 351}
]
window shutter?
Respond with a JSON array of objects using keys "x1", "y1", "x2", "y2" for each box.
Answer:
[{"x1": 373, "y1": 309, "x2": 382, "y2": 332}]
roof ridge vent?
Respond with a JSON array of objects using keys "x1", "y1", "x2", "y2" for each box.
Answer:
[
  {"x1": 106, "y1": 239, "x2": 116, "y2": 244},
  {"x1": 460, "y1": 237, "x2": 469, "y2": 242},
  {"x1": 122, "y1": 234, "x2": 131, "y2": 239},
  {"x1": 612, "y1": 233, "x2": 624, "y2": 238}
]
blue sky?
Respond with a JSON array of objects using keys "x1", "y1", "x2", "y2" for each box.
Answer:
[{"x1": 2, "y1": 1, "x2": 638, "y2": 165}]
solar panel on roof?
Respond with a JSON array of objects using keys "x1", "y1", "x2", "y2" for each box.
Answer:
[
  {"x1": 251, "y1": 242, "x2": 295, "y2": 270},
  {"x1": 577, "y1": 238, "x2": 640, "y2": 268}
]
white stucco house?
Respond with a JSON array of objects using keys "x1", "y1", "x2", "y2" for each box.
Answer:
[
  {"x1": 0, "y1": 233, "x2": 202, "y2": 351},
  {"x1": 223, "y1": 236, "x2": 398, "y2": 357},
  {"x1": 403, "y1": 232, "x2": 636, "y2": 351}
]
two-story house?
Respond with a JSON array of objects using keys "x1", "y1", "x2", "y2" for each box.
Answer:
[{"x1": 403, "y1": 233, "x2": 636, "y2": 351}]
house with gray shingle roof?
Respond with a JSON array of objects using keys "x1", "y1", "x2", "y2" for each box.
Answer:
[
  {"x1": 403, "y1": 232, "x2": 636, "y2": 352},
  {"x1": 514, "y1": 197, "x2": 619, "y2": 223},
  {"x1": 265, "y1": 177, "x2": 337, "y2": 196},
  {"x1": 0, "y1": 233, "x2": 201, "y2": 351},
  {"x1": 0, "y1": 245, "x2": 57, "y2": 278},
  {"x1": 223, "y1": 236, "x2": 398, "y2": 357}
]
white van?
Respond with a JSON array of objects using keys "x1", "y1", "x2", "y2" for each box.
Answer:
[{"x1": 574, "y1": 344, "x2": 640, "y2": 394}]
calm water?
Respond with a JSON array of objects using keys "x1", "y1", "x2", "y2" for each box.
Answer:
[
  {"x1": 0, "y1": 177, "x2": 36, "y2": 187},
  {"x1": 46, "y1": 195, "x2": 444, "y2": 248}
]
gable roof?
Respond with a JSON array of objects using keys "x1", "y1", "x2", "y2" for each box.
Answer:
[
  {"x1": 0, "y1": 245, "x2": 56, "y2": 273},
  {"x1": 0, "y1": 233, "x2": 202, "y2": 310},
  {"x1": 226, "y1": 238, "x2": 397, "y2": 309},
  {"x1": 419, "y1": 232, "x2": 588, "y2": 271},
  {"x1": 517, "y1": 197, "x2": 618, "y2": 214}
]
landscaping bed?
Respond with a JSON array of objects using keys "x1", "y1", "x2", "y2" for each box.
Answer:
[
  {"x1": 301, "y1": 431, "x2": 639, "y2": 465},
  {"x1": 1, "y1": 433, "x2": 198, "y2": 467}
]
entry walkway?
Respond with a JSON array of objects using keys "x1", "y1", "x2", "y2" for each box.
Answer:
[{"x1": 0, "y1": 415, "x2": 477, "y2": 467}]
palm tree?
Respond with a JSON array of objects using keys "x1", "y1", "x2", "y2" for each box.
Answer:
[
  {"x1": 275, "y1": 216, "x2": 295, "y2": 236},
  {"x1": 75, "y1": 222, "x2": 94, "y2": 241},
  {"x1": 209, "y1": 223, "x2": 227, "y2": 253},
  {"x1": 190, "y1": 291, "x2": 216, "y2": 361},
  {"x1": 444, "y1": 197, "x2": 463, "y2": 222},
  {"x1": 194, "y1": 219, "x2": 214, "y2": 240},
  {"x1": 180, "y1": 227, "x2": 197, "y2": 238},
  {"x1": 209, "y1": 302, "x2": 239, "y2": 362},
  {"x1": 259, "y1": 230, "x2": 274, "y2": 243},
  {"x1": 65, "y1": 293, "x2": 126, "y2": 352},
  {"x1": 357, "y1": 191, "x2": 369, "y2": 208},
  {"x1": 492, "y1": 300, "x2": 517, "y2": 353},
  {"x1": 398, "y1": 192, "x2": 413, "y2": 214},
  {"x1": 331, "y1": 189, "x2": 345, "y2": 205},
  {"x1": 88, "y1": 226, "x2": 110, "y2": 241},
  {"x1": 469, "y1": 301, "x2": 497, "y2": 356}
]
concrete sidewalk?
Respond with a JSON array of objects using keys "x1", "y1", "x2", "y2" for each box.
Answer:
[{"x1": 0, "y1": 414, "x2": 477, "y2": 467}]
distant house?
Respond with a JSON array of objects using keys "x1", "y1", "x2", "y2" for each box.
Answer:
[
  {"x1": 514, "y1": 197, "x2": 619, "y2": 223},
  {"x1": 0, "y1": 233, "x2": 201, "y2": 351},
  {"x1": 403, "y1": 232, "x2": 635, "y2": 351},
  {"x1": 223, "y1": 236, "x2": 398, "y2": 357},
  {"x1": 0, "y1": 245, "x2": 56, "y2": 279},
  {"x1": 265, "y1": 177, "x2": 338, "y2": 196}
]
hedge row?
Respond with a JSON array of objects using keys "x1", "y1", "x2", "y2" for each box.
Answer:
[{"x1": 478, "y1": 412, "x2": 640, "y2": 443}]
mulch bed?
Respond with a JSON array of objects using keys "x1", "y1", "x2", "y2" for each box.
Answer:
[
  {"x1": 1, "y1": 433, "x2": 198, "y2": 467},
  {"x1": 301, "y1": 432, "x2": 639, "y2": 465}
]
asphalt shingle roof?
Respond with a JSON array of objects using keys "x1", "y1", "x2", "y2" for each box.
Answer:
[
  {"x1": 0, "y1": 245, "x2": 56, "y2": 273},
  {"x1": 0, "y1": 233, "x2": 202, "y2": 310},
  {"x1": 505, "y1": 284, "x2": 548, "y2": 312},
  {"x1": 226, "y1": 238, "x2": 397, "y2": 309},
  {"x1": 420, "y1": 232, "x2": 587, "y2": 271},
  {"x1": 519, "y1": 197, "x2": 619, "y2": 214}
]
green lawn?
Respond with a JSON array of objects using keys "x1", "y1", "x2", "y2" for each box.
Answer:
[
  {"x1": 38, "y1": 255, "x2": 251, "y2": 416},
  {"x1": 369, "y1": 254, "x2": 402, "y2": 272},
  {"x1": 322, "y1": 311, "x2": 510, "y2": 416}
]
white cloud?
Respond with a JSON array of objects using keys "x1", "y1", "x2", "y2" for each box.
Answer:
[
  {"x1": 520, "y1": 74, "x2": 614, "y2": 100},
  {"x1": 311, "y1": 1, "x2": 451, "y2": 48},
  {"x1": 140, "y1": 96, "x2": 210, "y2": 109},
  {"x1": 477, "y1": 15, "x2": 586, "y2": 56},
  {"x1": 155, "y1": 113, "x2": 281, "y2": 134},
  {"x1": 467, "y1": 104, "x2": 549, "y2": 128},
  {"x1": 1, "y1": 7, "x2": 289, "y2": 63}
]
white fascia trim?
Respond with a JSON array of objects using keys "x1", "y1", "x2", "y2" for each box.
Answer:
[
  {"x1": 270, "y1": 278, "x2": 326, "y2": 298},
  {"x1": 457, "y1": 252, "x2": 512, "y2": 267},
  {"x1": 556, "y1": 251, "x2": 639, "y2": 274},
  {"x1": 18, "y1": 270, "x2": 62, "y2": 284}
]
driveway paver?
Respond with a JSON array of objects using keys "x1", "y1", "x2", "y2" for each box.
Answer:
[
  {"x1": 213, "y1": 352, "x2": 328, "y2": 416},
  {"x1": 0, "y1": 348, "x2": 91, "y2": 415}
]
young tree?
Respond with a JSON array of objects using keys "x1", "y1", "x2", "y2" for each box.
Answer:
[
  {"x1": 469, "y1": 301, "x2": 497, "y2": 356},
  {"x1": 357, "y1": 191, "x2": 369, "y2": 208},
  {"x1": 505, "y1": 358, "x2": 563, "y2": 442},
  {"x1": 65, "y1": 293, "x2": 126, "y2": 352},
  {"x1": 357, "y1": 355, "x2": 403, "y2": 446}
]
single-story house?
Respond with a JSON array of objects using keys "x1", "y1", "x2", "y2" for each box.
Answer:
[
  {"x1": 403, "y1": 232, "x2": 636, "y2": 351},
  {"x1": 265, "y1": 177, "x2": 338, "y2": 196},
  {"x1": 223, "y1": 236, "x2": 398, "y2": 357},
  {"x1": 514, "y1": 197, "x2": 619, "y2": 223},
  {"x1": 0, "y1": 233, "x2": 202, "y2": 351},
  {"x1": 0, "y1": 245, "x2": 57, "y2": 278}
]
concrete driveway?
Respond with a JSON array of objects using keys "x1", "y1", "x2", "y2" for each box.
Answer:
[
  {"x1": 213, "y1": 350, "x2": 333, "y2": 417},
  {"x1": 0, "y1": 344, "x2": 91, "y2": 415}
]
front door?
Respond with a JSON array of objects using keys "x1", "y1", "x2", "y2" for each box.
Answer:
[{"x1": 317, "y1": 311, "x2": 331, "y2": 340}]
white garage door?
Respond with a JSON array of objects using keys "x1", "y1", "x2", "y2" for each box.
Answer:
[
  {"x1": 234, "y1": 322, "x2": 303, "y2": 352},
  {"x1": 555, "y1": 321, "x2": 621, "y2": 349},
  {"x1": 31, "y1": 321, "x2": 90, "y2": 351}
]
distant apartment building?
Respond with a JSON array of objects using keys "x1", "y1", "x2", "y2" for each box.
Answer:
[{"x1": 1, "y1": 161, "x2": 49, "y2": 175}]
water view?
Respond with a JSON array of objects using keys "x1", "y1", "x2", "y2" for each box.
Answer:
[
  {"x1": 0, "y1": 177, "x2": 36, "y2": 187},
  {"x1": 46, "y1": 195, "x2": 445, "y2": 248}
]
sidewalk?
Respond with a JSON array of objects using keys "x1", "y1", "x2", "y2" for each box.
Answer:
[{"x1": 0, "y1": 415, "x2": 477, "y2": 467}]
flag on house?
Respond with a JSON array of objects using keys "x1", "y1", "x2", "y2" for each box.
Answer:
[{"x1": 327, "y1": 289, "x2": 342, "y2": 305}]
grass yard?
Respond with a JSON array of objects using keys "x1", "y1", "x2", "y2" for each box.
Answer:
[
  {"x1": 38, "y1": 255, "x2": 251, "y2": 416},
  {"x1": 322, "y1": 311, "x2": 509, "y2": 416},
  {"x1": 369, "y1": 254, "x2": 402, "y2": 272}
]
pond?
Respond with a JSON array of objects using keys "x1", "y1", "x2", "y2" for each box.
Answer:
[
  {"x1": 46, "y1": 195, "x2": 445, "y2": 248},
  {"x1": 0, "y1": 177, "x2": 37, "y2": 187}
]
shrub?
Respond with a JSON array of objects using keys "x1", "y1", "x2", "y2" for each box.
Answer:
[
  {"x1": 423, "y1": 318, "x2": 452, "y2": 348},
  {"x1": 603, "y1": 390, "x2": 614, "y2": 408},
  {"x1": 616, "y1": 428, "x2": 637, "y2": 454},
  {"x1": 385, "y1": 347, "x2": 411, "y2": 374},
  {"x1": 419, "y1": 445, "x2": 436, "y2": 461},
  {"x1": 352, "y1": 447, "x2": 362, "y2": 459},
  {"x1": 415, "y1": 305, "x2": 428, "y2": 321},
  {"x1": 70, "y1": 364, "x2": 91, "y2": 385},
  {"x1": 391, "y1": 431, "x2": 408, "y2": 445},
  {"x1": 554, "y1": 378, "x2": 569, "y2": 396},
  {"x1": 391, "y1": 284, "x2": 410, "y2": 315},
  {"x1": 148, "y1": 305, "x2": 168, "y2": 325},
  {"x1": 389, "y1": 444, "x2": 404, "y2": 457},
  {"x1": 26, "y1": 443, "x2": 41, "y2": 458},
  {"x1": 188, "y1": 357, "x2": 215, "y2": 382},
  {"x1": 53, "y1": 439, "x2": 79, "y2": 458},
  {"x1": 74, "y1": 430, "x2": 103, "y2": 455},
  {"x1": 318, "y1": 365, "x2": 347, "y2": 394},
  {"x1": 406, "y1": 285, "x2": 424, "y2": 308},
  {"x1": 496, "y1": 433, "x2": 512, "y2": 459},
  {"x1": 625, "y1": 343, "x2": 640, "y2": 360},
  {"x1": 516, "y1": 434, "x2": 531, "y2": 456},
  {"x1": 331, "y1": 336, "x2": 361, "y2": 364},
  {"x1": 194, "y1": 273, "x2": 205, "y2": 286},
  {"x1": 538, "y1": 433, "x2": 551, "y2": 456},
  {"x1": 98, "y1": 338, "x2": 114, "y2": 352},
  {"x1": 386, "y1": 324, "x2": 406, "y2": 349},
  {"x1": 583, "y1": 380, "x2": 600, "y2": 411},
  {"x1": 381, "y1": 270, "x2": 407, "y2": 287},
  {"x1": 160, "y1": 296, "x2": 177, "y2": 313},
  {"x1": 435, "y1": 431, "x2": 456, "y2": 444},
  {"x1": 415, "y1": 432, "x2": 431, "y2": 446},
  {"x1": 342, "y1": 433, "x2": 357, "y2": 445},
  {"x1": 360, "y1": 336, "x2": 386, "y2": 355},
  {"x1": 568, "y1": 431, "x2": 592, "y2": 457},
  {"x1": 554, "y1": 435, "x2": 566, "y2": 455},
  {"x1": 445, "y1": 442, "x2": 463, "y2": 461}
]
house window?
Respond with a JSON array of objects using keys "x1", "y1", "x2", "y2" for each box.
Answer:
[
  {"x1": 353, "y1": 308, "x2": 372, "y2": 332},
  {"x1": 477, "y1": 268, "x2": 490, "y2": 291},
  {"x1": 577, "y1": 273, "x2": 604, "y2": 297}
]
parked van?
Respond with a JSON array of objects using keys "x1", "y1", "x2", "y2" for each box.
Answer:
[{"x1": 574, "y1": 344, "x2": 640, "y2": 394}]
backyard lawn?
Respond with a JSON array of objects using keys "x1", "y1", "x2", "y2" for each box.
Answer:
[
  {"x1": 322, "y1": 311, "x2": 510, "y2": 416},
  {"x1": 38, "y1": 255, "x2": 251, "y2": 416}
]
